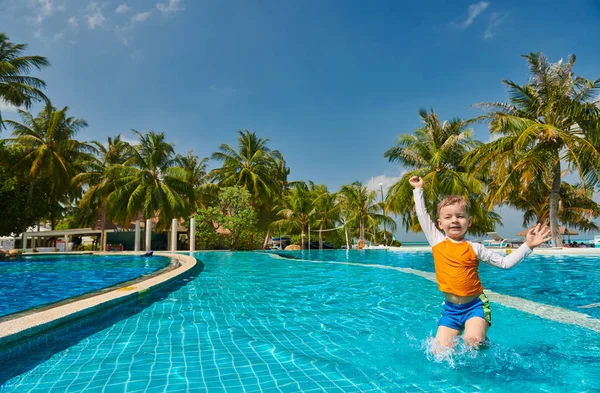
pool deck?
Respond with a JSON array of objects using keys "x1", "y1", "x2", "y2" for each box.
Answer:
[{"x1": 0, "y1": 252, "x2": 197, "y2": 353}]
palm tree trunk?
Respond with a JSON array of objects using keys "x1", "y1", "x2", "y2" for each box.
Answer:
[
  {"x1": 345, "y1": 224, "x2": 350, "y2": 250},
  {"x1": 319, "y1": 223, "x2": 323, "y2": 250},
  {"x1": 360, "y1": 218, "x2": 364, "y2": 241},
  {"x1": 549, "y1": 162, "x2": 563, "y2": 248},
  {"x1": 100, "y1": 203, "x2": 107, "y2": 251},
  {"x1": 262, "y1": 229, "x2": 270, "y2": 250}
]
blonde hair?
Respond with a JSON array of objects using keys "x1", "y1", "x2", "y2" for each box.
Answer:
[{"x1": 437, "y1": 195, "x2": 470, "y2": 217}]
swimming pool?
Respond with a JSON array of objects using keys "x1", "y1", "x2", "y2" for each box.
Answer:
[
  {"x1": 278, "y1": 249, "x2": 600, "y2": 319},
  {"x1": 1, "y1": 250, "x2": 598, "y2": 392},
  {"x1": 0, "y1": 254, "x2": 172, "y2": 318}
]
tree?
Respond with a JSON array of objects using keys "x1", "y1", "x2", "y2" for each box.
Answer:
[
  {"x1": 384, "y1": 108, "x2": 501, "y2": 236},
  {"x1": 469, "y1": 53, "x2": 600, "y2": 247},
  {"x1": 0, "y1": 33, "x2": 49, "y2": 128},
  {"x1": 273, "y1": 183, "x2": 313, "y2": 249},
  {"x1": 191, "y1": 208, "x2": 221, "y2": 250},
  {"x1": 0, "y1": 141, "x2": 48, "y2": 235},
  {"x1": 507, "y1": 173, "x2": 600, "y2": 232},
  {"x1": 73, "y1": 135, "x2": 133, "y2": 246},
  {"x1": 6, "y1": 103, "x2": 92, "y2": 229},
  {"x1": 210, "y1": 129, "x2": 289, "y2": 247},
  {"x1": 338, "y1": 181, "x2": 396, "y2": 245},
  {"x1": 192, "y1": 186, "x2": 258, "y2": 250},
  {"x1": 210, "y1": 130, "x2": 284, "y2": 198},
  {"x1": 175, "y1": 150, "x2": 212, "y2": 210},
  {"x1": 310, "y1": 183, "x2": 340, "y2": 249},
  {"x1": 215, "y1": 186, "x2": 258, "y2": 249},
  {"x1": 107, "y1": 130, "x2": 194, "y2": 230}
]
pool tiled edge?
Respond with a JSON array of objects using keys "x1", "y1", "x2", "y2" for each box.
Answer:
[{"x1": 0, "y1": 252, "x2": 197, "y2": 355}]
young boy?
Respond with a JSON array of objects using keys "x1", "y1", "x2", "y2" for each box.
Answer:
[{"x1": 409, "y1": 176, "x2": 551, "y2": 349}]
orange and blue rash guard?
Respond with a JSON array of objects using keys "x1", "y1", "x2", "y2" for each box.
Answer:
[{"x1": 413, "y1": 188, "x2": 532, "y2": 296}]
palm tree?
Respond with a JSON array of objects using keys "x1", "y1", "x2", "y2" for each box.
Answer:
[
  {"x1": 73, "y1": 135, "x2": 133, "y2": 248},
  {"x1": 107, "y1": 130, "x2": 194, "y2": 230},
  {"x1": 7, "y1": 103, "x2": 91, "y2": 229},
  {"x1": 338, "y1": 181, "x2": 396, "y2": 246},
  {"x1": 0, "y1": 33, "x2": 49, "y2": 128},
  {"x1": 210, "y1": 129, "x2": 284, "y2": 199},
  {"x1": 310, "y1": 183, "x2": 340, "y2": 249},
  {"x1": 175, "y1": 151, "x2": 212, "y2": 210},
  {"x1": 273, "y1": 182, "x2": 313, "y2": 249},
  {"x1": 176, "y1": 151, "x2": 208, "y2": 189},
  {"x1": 507, "y1": 174, "x2": 600, "y2": 232},
  {"x1": 211, "y1": 129, "x2": 288, "y2": 247},
  {"x1": 384, "y1": 108, "x2": 500, "y2": 236},
  {"x1": 469, "y1": 53, "x2": 600, "y2": 247}
]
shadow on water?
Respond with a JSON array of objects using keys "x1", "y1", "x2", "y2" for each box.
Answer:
[{"x1": 0, "y1": 261, "x2": 205, "y2": 386}]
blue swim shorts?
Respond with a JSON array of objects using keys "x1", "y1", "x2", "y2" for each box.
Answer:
[{"x1": 438, "y1": 294, "x2": 492, "y2": 331}]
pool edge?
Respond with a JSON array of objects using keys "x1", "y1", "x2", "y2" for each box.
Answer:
[{"x1": 0, "y1": 252, "x2": 197, "y2": 353}]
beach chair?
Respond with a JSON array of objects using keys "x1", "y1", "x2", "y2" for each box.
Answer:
[{"x1": 483, "y1": 232, "x2": 523, "y2": 248}]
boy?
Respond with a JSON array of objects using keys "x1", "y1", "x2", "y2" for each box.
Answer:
[{"x1": 409, "y1": 176, "x2": 551, "y2": 349}]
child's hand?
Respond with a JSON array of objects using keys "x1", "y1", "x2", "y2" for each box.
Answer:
[
  {"x1": 525, "y1": 223, "x2": 552, "y2": 248},
  {"x1": 409, "y1": 176, "x2": 424, "y2": 189}
]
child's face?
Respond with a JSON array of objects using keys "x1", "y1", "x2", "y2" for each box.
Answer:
[{"x1": 437, "y1": 204, "x2": 472, "y2": 241}]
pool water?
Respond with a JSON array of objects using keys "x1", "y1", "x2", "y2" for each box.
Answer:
[
  {"x1": 0, "y1": 255, "x2": 172, "y2": 318},
  {"x1": 1, "y1": 251, "x2": 599, "y2": 392},
  {"x1": 280, "y1": 249, "x2": 600, "y2": 319}
]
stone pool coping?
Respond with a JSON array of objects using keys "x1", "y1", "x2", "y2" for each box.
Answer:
[{"x1": 0, "y1": 252, "x2": 196, "y2": 352}]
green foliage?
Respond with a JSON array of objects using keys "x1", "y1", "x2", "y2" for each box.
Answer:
[
  {"x1": 193, "y1": 186, "x2": 259, "y2": 250},
  {"x1": 0, "y1": 32, "x2": 49, "y2": 128},
  {"x1": 191, "y1": 208, "x2": 222, "y2": 250},
  {"x1": 338, "y1": 181, "x2": 397, "y2": 241},
  {"x1": 210, "y1": 130, "x2": 289, "y2": 239},
  {"x1": 0, "y1": 141, "x2": 49, "y2": 236},
  {"x1": 74, "y1": 135, "x2": 134, "y2": 230},
  {"x1": 216, "y1": 186, "x2": 259, "y2": 250},
  {"x1": 390, "y1": 239, "x2": 402, "y2": 247},
  {"x1": 107, "y1": 130, "x2": 194, "y2": 230},
  {"x1": 384, "y1": 108, "x2": 501, "y2": 236},
  {"x1": 469, "y1": 53, "x2": 600, "y2": 246},
  {"x1": 6, "y1": 103, "x2": 92, "y2": 228}
]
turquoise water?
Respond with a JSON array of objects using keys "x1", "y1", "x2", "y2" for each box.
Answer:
[
  {"x1": 0, "y1": 255, "x2": 172, "y2": 318},
  {"x1": 1, "y1": 251, "x2": 599, "y2": 392},
  {"x1": 279, "y1": 249, "x2": 600, "y2": 319}
]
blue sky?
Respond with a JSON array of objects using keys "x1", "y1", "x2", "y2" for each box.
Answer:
[{"x1": 1, "y1": 0, "x2": 600, "y2": 241}]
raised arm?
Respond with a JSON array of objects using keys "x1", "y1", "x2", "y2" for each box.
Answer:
[
  {"x1": 473, "y1": 242, "x2": 532, "y2": 269},
  {"x1": 474, "y1": 223, "x2": 551, "y2": 269},
  {"x1": 409, "y1": 176, "x2": 445, "y2": 246}
]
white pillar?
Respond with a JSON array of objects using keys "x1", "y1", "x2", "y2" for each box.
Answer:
[
  {"x1": 64, "y1": 234, "x2": 69, "y2": 252},
  {"x1": 134, "y1": 220, "x2": 141, "y2": 252},
  {"x1": 190, "y1": 218, "x2": 196, "y2": 252},
  {"x1": 21, "y1": 232, "x2": 27, "y2": 251},
  {"x1": 171, "y1": 218, "x2": 177, "y2": 251},
  {"x1": 145, "y1": 219, "x2": 152, "y2": 251}
]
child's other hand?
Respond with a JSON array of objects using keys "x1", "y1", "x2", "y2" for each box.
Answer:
[
  {"x1": 409, "y1": 176, "x2": 423, "y2": 189},
  {"x1": 525, "y1": 223, "x2": 552, "y2": 248}
]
